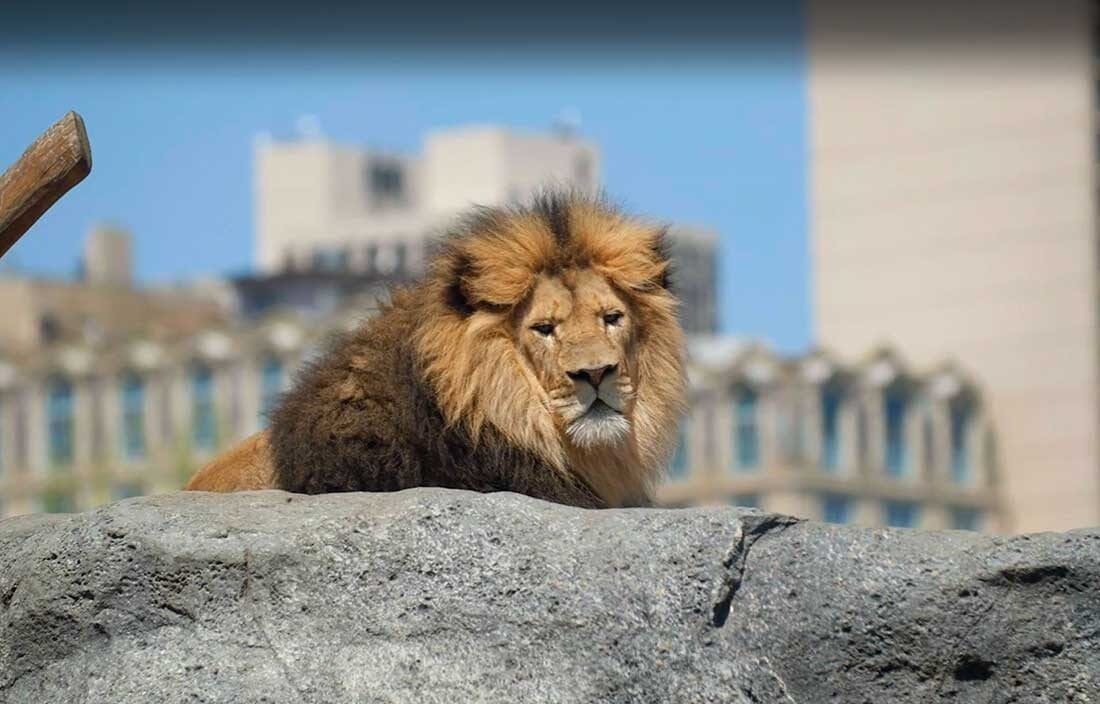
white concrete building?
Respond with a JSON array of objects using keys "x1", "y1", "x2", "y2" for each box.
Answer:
[
  {"x1": 662, "y1": 337, "x2": 1004, "y2": 532},
  {"x1": 254, "y1": 124, "x2": 599, "y2": 276}
]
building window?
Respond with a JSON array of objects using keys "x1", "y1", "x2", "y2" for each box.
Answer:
[
  {"x1": 668, "y1": 423, "x2": 690, "y2": 480},
  {"x1": 730, "y1": 493, "x2": 759, "y2": 508},
  {"x1": 820, "y1": 383, "x2": 843, "y2": 471},
  {"x1": 733, "y1": 387, "x2": 760, "y2": 470},
  {"x1": 312, "y1": 247, "x2": 348, "y2": 272},
  {"x1": 259, "y1": 356, "x2": 284, "y2": 426},
  {"x1": 120, "y1": 373, "x2": 146, "y2": 460},
  {"x1": 368, "y1": 162, "x2": 404, "y2": 201},
  {"x1": 883, "y1": 385, "x2": 909, "y2": 477},
  {"x1": 39, "y1": 314, "x2": 62, "y2": 344},
  {"x1": 111, "y1": 481, "x2": 145, "y2": 500},
  {"x1": 883, "y1": 500, "x2": 919, "y2": 528},
  {"x1": 949, "y1": 506, "x2": 981, "y2": 531},
  {"x1": 46, "y1": 376, "x2": 75, "y2": 469},
  {"x1": 950, "y1": 397, "x2": 973, "y2": 484},
  {"x1": 190, "y1": 364, "x2": 216, "y2": 451},
  {"x1": 821, "y1": 493, "x2": 851, "y2": 524}
]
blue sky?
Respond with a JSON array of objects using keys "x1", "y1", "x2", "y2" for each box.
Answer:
[{"x1": 0, "y1": 7, "x2": 807, "y2": 350}]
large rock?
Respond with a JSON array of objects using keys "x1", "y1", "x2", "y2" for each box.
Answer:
[{"x1": 0, "y1": 488, "x2": 1097, "y2": 703}]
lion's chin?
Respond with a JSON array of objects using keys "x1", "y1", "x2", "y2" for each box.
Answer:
[{"x1": 565, "y1": 400, "x2": 631, "y2": 449}]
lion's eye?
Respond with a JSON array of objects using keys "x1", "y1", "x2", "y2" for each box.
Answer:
[
  {"x1": 603, "y1": 311, "x2": 624, "y2": 326},
  {"x1": 531, "y1": 322, "x2": 555, "y2": 336}
]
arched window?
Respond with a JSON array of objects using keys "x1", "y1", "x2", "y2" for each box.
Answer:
[
  {"x1": 820, "y1": 382, "x2": 843, "y2": 472},
  {"x1": 119, "y1": 372, "x2": 145, "y2": 460},
  {"x1": 46, "y1": 376, "x2": 74, "y2": 469},
  {"x1": 883, "y1": 382, "x2": 909, "y2": 477},
  {"x1": 190, "y1": 364, "x2": 216, "y2": 451},
  {"x1": 259, "y1": 356, "x2": 284, "y2": 426},
  {"x1": 733, "y1": 386, "x2": 760, "y2": 471},
  {"x1": 949, "y1": 396, "x2": 974, "y2": 484},
  {"x1": 668, "y1": 423, "x2": 690, "y2": 480}
]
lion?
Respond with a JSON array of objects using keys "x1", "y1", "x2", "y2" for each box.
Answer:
[{"x1": 184, "y1": 192, "x2": 687, "y2": 508}]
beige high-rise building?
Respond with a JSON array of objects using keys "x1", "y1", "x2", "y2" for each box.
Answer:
[{"x1": 807, "y1": 1, "x2": 1099, "y2": 531}]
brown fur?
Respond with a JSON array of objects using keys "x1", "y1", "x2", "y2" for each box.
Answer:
[
  {"x1": 184, "y1": 193, "x2": 687, "y2": 508},
  {"x1": 183, "y1": 431, "x2": 275, "y2": 492}
]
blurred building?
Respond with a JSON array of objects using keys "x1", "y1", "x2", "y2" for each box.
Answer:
[
  {"x1": 247, "y1": 124, "x2": 719, "y2": 333},
  {"x1": 660, "y1": 337, "x2": 1003, "y2": 531},
  {"x1": 0, "y1": 308, "x2": 333, "y2": 516},
  {"x1": 0, "y1": 227, "x2": 227, "y2": 355},
  {"x1": 0, "y1": 227, "x2": 238, "y2": 514},
  {"x1": 666, "y1": 226, "x2": 719, "y2": 336},
  {"x1": 0, "y1": 209, "x2": 1000, "y2": 529},
  {"x1": 807, "y1": 0, "x2": 1098, "y2": 532},
  {"x1": 0, "y1": 285, "x2": 1003, "y2": 529}
]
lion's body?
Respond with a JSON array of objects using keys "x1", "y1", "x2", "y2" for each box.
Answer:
[
  {"x1": 184, "y1": 431, "x2": 274, "y2": 492},
  {"x1": 185, "y1": 193, "x2": 686, "y2": 508}
]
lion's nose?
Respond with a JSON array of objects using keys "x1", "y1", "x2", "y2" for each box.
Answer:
[{"x1": 568, "y1": 364, "x2": 617, "y2": 388}]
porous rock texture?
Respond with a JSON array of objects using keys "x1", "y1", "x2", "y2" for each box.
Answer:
[{"x1": 0, "y1": 488, "x2": 1098, "y2": 703}]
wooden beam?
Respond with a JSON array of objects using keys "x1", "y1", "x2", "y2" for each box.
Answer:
[{"x1": 0, "y1": 111, "x2": 93, "y2": 261}]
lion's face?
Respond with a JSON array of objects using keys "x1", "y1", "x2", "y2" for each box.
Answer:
[
  {"x1": 515, "y1": 269, "x2": 636, "y2": 449},
  {"x1": 415, "y1": 195, "x2": 686, "y2": 506}
]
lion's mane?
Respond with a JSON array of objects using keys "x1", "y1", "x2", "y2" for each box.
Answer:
[{"x1": 268, "y1": 192, "x2": 686, "y2": 508}]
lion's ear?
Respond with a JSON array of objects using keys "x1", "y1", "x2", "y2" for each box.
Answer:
[
  {"x1": 442, "y1": 250, "x2": 536, "y2": 314},
  {"x1": 444, "y1": 233, "x2": 545, "y2": 310},
  {"x1": 587, "y1": 223, "x2": 674, "y2": 294},
  {"x1": 443, "y1": 253, "x2": 477, "y2": 316}
]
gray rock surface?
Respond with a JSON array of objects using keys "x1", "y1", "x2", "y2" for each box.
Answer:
[{"x1": 0, "y1": 488, "x2": 1097, "y2": 703}]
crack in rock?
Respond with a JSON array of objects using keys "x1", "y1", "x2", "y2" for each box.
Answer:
[
  {"x1": 712, "y1": 514, "x2": 802, "y2": 628},
  {"x1": 240, "y1": 547, "x2": 310, "y2": 704}
]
